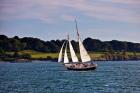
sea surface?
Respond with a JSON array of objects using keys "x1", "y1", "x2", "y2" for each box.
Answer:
[{"x1": 0, "y1": 61, "x2": 140, "y2": 93}]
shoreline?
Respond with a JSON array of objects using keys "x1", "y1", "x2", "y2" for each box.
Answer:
[
  {"x1": 1, "y1": 51, "x2": 140, "y2": 62},
  {"x1": 0, "y1": 58, "x2": 140, "y2": 63}
]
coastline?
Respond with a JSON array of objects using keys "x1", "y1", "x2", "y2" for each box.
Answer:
[
  {"x1": 0, "y1": 50, "x2": 140, "y2": 62},
  {"x1": 0, "y1": 57, "x2": 140, "y2": 63}
]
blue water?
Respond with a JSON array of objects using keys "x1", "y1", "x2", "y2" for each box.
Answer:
[{"x1": 0, "y1": 61, "x2": 140, "y2": 93}]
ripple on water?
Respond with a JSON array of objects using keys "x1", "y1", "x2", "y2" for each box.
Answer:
[{"x1": 0, "y1": 61, "x2": 140, "y2": 93}]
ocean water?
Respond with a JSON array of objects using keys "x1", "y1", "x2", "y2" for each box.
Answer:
[{"x1": 0, "y1": 61, "x2": 140, "y2": 93}]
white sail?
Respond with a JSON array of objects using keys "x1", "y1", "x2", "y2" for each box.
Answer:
[
  {"x1": 64, "y1": 43, "x2": 69, "y2": 64},
  {"x1": 75, "y1": 19, "x2": 91, "y2": 62},
  {"x1": 78, "y1": 38, "x2": 91, "y2": 62},
  {"x1": 68, "y1": 37, "x2": 79, "y2": 62},
  {"x1": 58, "y1": 41, "x2": 65, "y2": 62}
]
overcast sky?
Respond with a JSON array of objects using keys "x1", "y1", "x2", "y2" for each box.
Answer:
[{"x1": 0, "y1": 0, "x2": 140, "y2": 42}]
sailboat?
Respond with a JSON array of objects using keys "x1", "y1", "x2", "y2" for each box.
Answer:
[{"x1": 58, "y1": 20, "x2": 97, "y2": 71}]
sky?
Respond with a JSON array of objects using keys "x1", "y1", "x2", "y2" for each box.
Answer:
[{"x1": 0, "y1": 0, "x2": 140, "y2": 43}]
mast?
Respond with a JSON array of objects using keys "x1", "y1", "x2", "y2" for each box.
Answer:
[
  {"x1": 75, "y1": 19, "x2": 91, "y2": 62},
  {"x1": 68, "y1": 35, "x2": 79, "y2": 62},
  {"x1": 75, "y1": 19, "x2": 80, "y2": 39}
]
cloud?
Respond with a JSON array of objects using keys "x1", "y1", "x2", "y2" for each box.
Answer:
[
  {"x1": 61, "y1": 15, "x2": 75, "y2": 21},
  {"x1": 106, "y1": 0, "x2": 140, "y2": 5},
  {"x1": 0, "y1": 0, "x2": 140, "y2": 24}
]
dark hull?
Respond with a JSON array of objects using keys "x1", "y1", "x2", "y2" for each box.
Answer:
[
  {"x1": 66, "y1": 66, "x2": 96, "y2": 71},
  {"x1": 65, "y1": 63, "x2": 97, "y2": 71}
]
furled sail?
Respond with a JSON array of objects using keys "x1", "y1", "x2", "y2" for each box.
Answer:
[
  {"x1": 58, "y1": 41, "x2": 65, "y2": 62},
  {"x1": 64, "y1": 42, "x2": 69, "y2": 64},
  {"x1": 68, "y1": 36, "x2": 79, "y2": 62}
]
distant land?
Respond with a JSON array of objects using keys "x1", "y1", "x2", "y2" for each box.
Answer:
[
  {"x1": 0, "y1": 34, "x2": 140, "y2": 62},
  {"x1": 0, "y1": 34, "x2": 140, "y2": 52}
]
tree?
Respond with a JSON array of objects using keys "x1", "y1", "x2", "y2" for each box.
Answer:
[
  {"x1": 0, "y1": 34, "x2": 140, "y2": 52},
  {"x1": 13, "y1": 36, "x2": 19, "y2": 40},
  {"x1": 13, "y1": 52, "x2": 20, "y2": 58},
  {"x1": 0, "y1": 35, "x2": 8, "y2": 40},
  {"x1": 0, "y1": 48, "x2": 5, "y2": 54},
  {"x1": 21, "y1": 53, "x2": 31, "y2": 59},
  {"x1": 83, "y1": 38, "x2": 102, "y2": 51}
]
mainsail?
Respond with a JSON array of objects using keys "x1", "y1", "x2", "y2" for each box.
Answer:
[
  {"x1": 58, "y1": 41, "x2": 65, "y2": 62},
  {"x1": 78, "y1": 37, "x2": 91, "y2": 62},
  {"x1": 64, "y1": 42, "x2": 69, "y2": 64},
  {"x1": 68, "y1": 36, "x2": 79, "y2": 62},
  {"x1": 75, "y1": 19, "x2": 91, "y2": 62}
]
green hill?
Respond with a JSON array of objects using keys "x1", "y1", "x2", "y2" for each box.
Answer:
[
  {"x1": 0, "y1": 35, "x2": 140, "y2": 61},
  {"x1": 0, "y1": 35, "x2": 140, "y2": 52}
]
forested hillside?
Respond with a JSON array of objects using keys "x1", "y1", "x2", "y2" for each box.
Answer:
[{"x1": 0, "y1": 35, "x2": 140, "y2": 52}]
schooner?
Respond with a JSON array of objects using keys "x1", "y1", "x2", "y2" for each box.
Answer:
[{"x1": 58, "y1": 20, "x2": 97, "y2": 71}]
